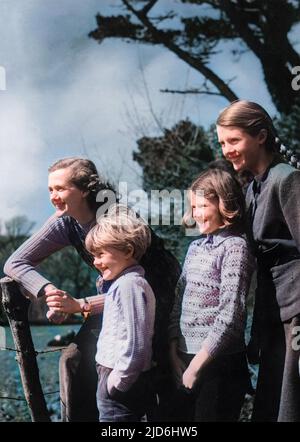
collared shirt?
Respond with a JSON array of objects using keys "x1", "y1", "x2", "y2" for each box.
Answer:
[
  {"x1": 95, "y1": 265, "x2": 156, "y2": 392},
  {"x1": 169, "y1": 229, "x2": 254, "y2": 357}
]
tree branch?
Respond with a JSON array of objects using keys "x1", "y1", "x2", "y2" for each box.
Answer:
[
  {"x1": 220, "y1": 0, "x2": 265, "y2": 58},
  {"x1": 160, "y1": 88, "x2": 222, "y2": 96},
  {"x1": 140, "y1": 0, "x2": 158, "y2": 16},
  {"x1": 122, "y1": 0, "x2": 238, "y2": 102}
]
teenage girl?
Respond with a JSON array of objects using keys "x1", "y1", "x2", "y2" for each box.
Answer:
[{"x1": 217, "y1": 99, "x2": 300, "y2": 422}]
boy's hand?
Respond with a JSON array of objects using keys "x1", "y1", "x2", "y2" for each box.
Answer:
[{"x1": 46, "y1": 309, "x2": 68, "y2": 324}]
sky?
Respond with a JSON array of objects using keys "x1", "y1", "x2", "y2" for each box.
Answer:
[{"x1": 0, "y1": 0, "x2": 295, "y2": 231}]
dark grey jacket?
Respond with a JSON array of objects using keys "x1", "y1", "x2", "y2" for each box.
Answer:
[{"x1": 246, "y1": 161, "x2": 300, "y2": 321}]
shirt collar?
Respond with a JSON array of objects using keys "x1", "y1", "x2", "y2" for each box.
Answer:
[
  {"x1": 201, "y1": 228, "x2": 235, "y2": 246},
  {"x1": 96, "y1": 264, "x2": 145, "y2": 294}
]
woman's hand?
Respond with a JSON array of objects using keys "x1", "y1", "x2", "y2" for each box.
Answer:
[{"x1": 45, "y1": 288, "x2": 82, "y2": 314}]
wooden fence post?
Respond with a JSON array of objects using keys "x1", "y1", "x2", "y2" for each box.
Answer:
[{"x1": 0, "y1": 277, "x2": 51, "y2": 422}]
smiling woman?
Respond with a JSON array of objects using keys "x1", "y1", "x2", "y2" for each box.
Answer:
[
  {"x1": 4, "y1": 156, "x2": 181, "y2": 422},
  {"x1": 48, "y1": 168, "x2": 94, "y2": 224},
  {"x1": 216, "y1": 100, "x2": 300, "y2": 422},
  {"x1": 4, "y1": 157, "x2": 111, "y2": 421}
]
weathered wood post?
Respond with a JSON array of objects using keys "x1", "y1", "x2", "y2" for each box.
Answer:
[{"x1": 0, "y1": 277, "x2": 51, "y2": 422}]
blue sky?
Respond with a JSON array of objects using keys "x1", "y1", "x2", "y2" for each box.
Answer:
[{"x1": 0, "y1": 0, "x2": 295, "y2": 231}]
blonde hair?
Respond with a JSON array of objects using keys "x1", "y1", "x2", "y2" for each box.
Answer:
[
  {"x1": 183, "y1": 168, "x2": 246, "y2": 233},
  {"x1": 217, "y1": 100, "x2": 279, "y2": 152},
  {"x1": 85, "y1": 204, "x2": 151, "y2": 261}
]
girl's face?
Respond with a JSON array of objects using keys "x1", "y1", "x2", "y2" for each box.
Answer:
[
  {"x1": 191, "y1": 193, "x2": 225, "y2": 235},
  {"x1": 216, "y1": 125, "x2": 266, "y2": 173},
  {"x1": 48, "y1": 168, "x2": 88, "y2": 219},
  {"x1": 93, "y1": 246, "x2": 135, "y2": 280}
]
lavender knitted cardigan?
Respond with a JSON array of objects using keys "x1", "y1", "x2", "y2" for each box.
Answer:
[{"x1": 169, "y1": 229, "x2": 254, "y2": 358}]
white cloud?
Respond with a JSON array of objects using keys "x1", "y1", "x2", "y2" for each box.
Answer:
[
  {"x1": 0, "y1": 95, "x2": 45, "y2": 220},
  {"x1": 0, "y1": 0, "x2": 296, "y2": 228}
]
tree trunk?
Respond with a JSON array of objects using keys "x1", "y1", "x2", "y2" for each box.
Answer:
[{"x1": 0, "y1": 277, "x2": 51, "y2": 422}]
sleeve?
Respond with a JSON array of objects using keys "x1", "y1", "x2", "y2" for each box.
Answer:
[
  {"x1": 108, "y1": 280, "x2": 155, "y2": 392},
  {"x1": 85, "y1": 295, "x2": 105, "y2": 315},
  {"x1": 85, "y1": 277, "x2": 105, "y2": 315},
  {"x1": 4, "y1": 215, "x2": 71, "y2": 297},
  {"x1": 202, "y1": 241, "x2": 254, "y2": 358},
  {"x1": 279, "y1": 170, "x2": 300, "y2": 251}
]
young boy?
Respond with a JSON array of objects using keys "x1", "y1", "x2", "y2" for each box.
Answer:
[{"x1": 85, "y1": 204, "x2": 156, "y2": 422}]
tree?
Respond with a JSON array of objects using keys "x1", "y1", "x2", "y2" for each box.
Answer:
[
  {"x1": 133, "y1": 119, "x2": 215, "y2": 260},
  {"x1": 134, "y1": 119, "x2": 214, "y2": 190},
  {"x1": 38, "y1": 247, "x2": 97, "y2": 297},
  {"x1": 89, "y1": 0, "x2": 300, "y2": 113},
  {"x1": 0, "y1": 216, "x2": 35, "y2": 274}
]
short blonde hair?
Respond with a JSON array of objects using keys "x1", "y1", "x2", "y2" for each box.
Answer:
[{"x1": 85, "y1": 204, "x2": 151, "y2": 261}]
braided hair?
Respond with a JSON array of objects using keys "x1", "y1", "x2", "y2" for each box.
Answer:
[
  {"x1": 48, "y1": 157, "x2": 116, "y2": 212},
  {"x1": 217, "y1": 100, "x2": 300, "y2": 170}
]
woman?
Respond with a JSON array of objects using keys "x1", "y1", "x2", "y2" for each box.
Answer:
[
  {"x1": 216, "y1": 100, "x2": 300, "y2": 422},
  {"x1": 4, "y1": 157, "x2": 181, "y2": 422}
]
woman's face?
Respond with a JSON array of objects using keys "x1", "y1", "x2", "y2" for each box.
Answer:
[
  {"x1": 48, "y1": 168, "x2": 87, "y2": 219},
  {"x1": 216, "y1": 125, "x2": 266, "y2": 173},
  {"x1": 191, "y1": 193, "x2": 224, "y2": 235}
]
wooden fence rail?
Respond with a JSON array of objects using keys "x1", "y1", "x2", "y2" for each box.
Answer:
[{"x1": 0, "y1": 277, "x2": 51, "y2": 422}]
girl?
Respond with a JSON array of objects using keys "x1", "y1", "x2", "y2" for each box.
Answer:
[
  {"x1": 216, "y1": 100, "x2": 300, "y2": 422},
  {"x1": 4, "y1": 157, "x2": 180, "y2": 421},
  {"x1": 169, "y1": 168, "x2": 254, "y2": 422}
]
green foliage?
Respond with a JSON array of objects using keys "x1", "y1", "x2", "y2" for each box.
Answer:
[
  {"x1": 133, "y1": 119, "x2": 215, "y2": 261},
  {"x1": 38, "y1": 247, "x2": 97, "y2": 297},
  {"x1": 134, "y1": 119, "x2": 214, "y2": 190}
]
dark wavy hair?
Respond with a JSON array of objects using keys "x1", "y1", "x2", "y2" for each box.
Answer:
[{"x1": 48, "y1": 157, "x2": 115, "y2": 212}]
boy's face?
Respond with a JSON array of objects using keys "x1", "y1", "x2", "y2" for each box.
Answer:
[{"x1": 93, "y1": 246, "x2": 135, "y2": 280}]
